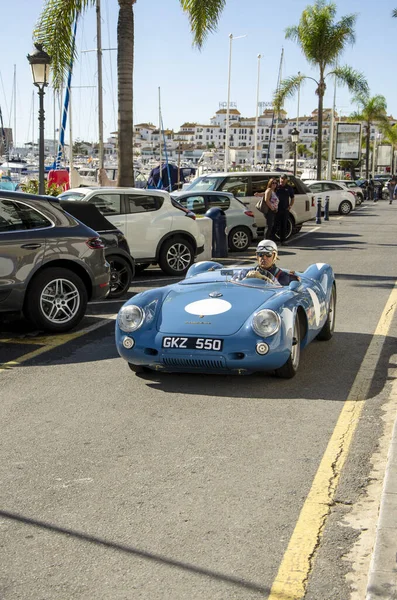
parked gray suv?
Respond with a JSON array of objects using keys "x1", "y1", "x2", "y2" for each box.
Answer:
[{"x1": 0, "y1": 190, "x2": 110, "y2": 332}]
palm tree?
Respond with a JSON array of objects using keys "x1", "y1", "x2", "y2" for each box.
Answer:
[
  {"x1": 34, "y1": 0, "x2": 226, "y2": 187},
  {"x1": 349, "y1": 94, "x2": 388, "y2": 179},
  {"x1": 393, "y1": 8, "x2": 397, "y2": 17},
  {"x1": 273, "y1": 0, "x2": 368, "y2": 180}
]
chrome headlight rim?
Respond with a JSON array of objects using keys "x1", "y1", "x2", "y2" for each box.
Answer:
[
  {"x1": 118, "y1": 304, "x2": 145, "y2": 333},
  {"x1": 252, "y1": 309, "x2": 281, "y2": 338}
]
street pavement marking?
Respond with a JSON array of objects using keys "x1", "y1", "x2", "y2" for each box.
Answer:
[
  {"x1": 268, "y1": 280, "x2": 397, "y2": 600},
  {"x1": 0, "y1": 316, "x2": 116, "y2": 372}
]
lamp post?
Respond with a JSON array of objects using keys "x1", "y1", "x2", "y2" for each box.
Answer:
[
  {"x1": 27, "y1": 43, "x2": 51, "y2": 195},
  {"x1": 291, "y1": 127, "x2": 299, "y2": 176}
]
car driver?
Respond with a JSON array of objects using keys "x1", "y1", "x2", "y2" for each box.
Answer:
[{"x1": 242, "y1": 240, "x2": 300, "y2": 286}]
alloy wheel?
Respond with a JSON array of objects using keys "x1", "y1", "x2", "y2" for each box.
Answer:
[
  {"x1": 166, "y1": 243, "x2": 192, "y2": 272},
  {"x1": 232, "y1": 230, "x2": 249, "y2": 250},
  {"x1": 40, "y1": 278, "x2": 80, "y2": 324}
]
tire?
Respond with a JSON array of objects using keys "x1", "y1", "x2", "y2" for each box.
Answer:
[
  {"x1": 317, "y1": 284, "x2": 336, "y2": 341},
  {"x1": 274, "y1": 215, "x2": 294, "y2": 242},
  {"x1": 339, "y1": 200, "x2": 352, "y2": 215},
  {"x1": 24, "y1": 267, "x2": 88, "y2": 333},
  {"x1": 158, "y1": 237, "x2": 194, "y2": 276},
  {"x1": 135, "y1": 263, "x2": 150, "y2": 275},
  {"x1": 228, "y1": 227, "x2": 251, "y2": 252},
  {"x1": 108, "y1": 255, "x2": 132, "y2": 299},
  {"x1": 128, "y1": 363, "x2": 150, "y2": 374},
  {"x1": 275, "y1": 315, "x2": 301, "y2": 379}
]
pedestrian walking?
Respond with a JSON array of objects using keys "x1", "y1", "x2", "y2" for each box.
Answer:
[
  {"x1": 387, "y1": 178, "x2": 396, "y2": 204},
  {"x1": 275, "y1": 174, "x2": 295, "y2": 245},
  {"x1": 254, "y1": 178, "x2": 279, "y2": 240},
  {"x1": 368, "y1": 175, "x2": 375, "y2": 202}
]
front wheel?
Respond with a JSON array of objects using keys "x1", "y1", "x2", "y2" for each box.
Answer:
[
  {"x1": 275, "y1": 315, "x2": 301, "y2": 379},
  {"x1": 317, "y1": 284, "x2": 336, "y2": 341},
  {"x1": 159, "y1": 237, "x2": 194, "y2": 276},
  {"x1": 228, "y1": 227, "x2": 251, "y2": 252},
  {"x1": 339, "y1": 200, "x2": 352, "y2": 215},
  {"x1": 24, "y1": 267, "x2": 88, "y2": 333}
]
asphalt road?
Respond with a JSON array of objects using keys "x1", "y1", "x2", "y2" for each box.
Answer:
[{"x1": 1, "y1": 201, "x2": 397, "y2": 599}]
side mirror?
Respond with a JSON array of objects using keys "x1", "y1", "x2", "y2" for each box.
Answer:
[{"x1": 289, "y1": 280, "x2": 300, "y2": 291}]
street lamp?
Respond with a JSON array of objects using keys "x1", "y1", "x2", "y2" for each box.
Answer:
[
  {"x1": 291, "y1": 127, "x2": 299, "y2": 176},
  {"x1": 27, "y1": 43, "x2": 51, "y2": 195}
]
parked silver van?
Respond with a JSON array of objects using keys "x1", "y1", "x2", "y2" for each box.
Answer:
[{"x1": 185, "y1": 171, "x2": 316, "y2": 240}]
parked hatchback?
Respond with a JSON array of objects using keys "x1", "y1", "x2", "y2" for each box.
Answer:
[
  {"x1": 305, "y1": 180, "x2": 357, "y2": 214},
  {"x1": 184, "y1": 171, "x2": 316, "y2": 240},
  {"x1": 59, "y1": 187, "x2": 205, "y2": 276},
  {"x1": 171, "y1": 190, "x2": 257, "y2": 252},
  {"x1": 0, "y1": 190, "x2": 110, "y2": 332}
]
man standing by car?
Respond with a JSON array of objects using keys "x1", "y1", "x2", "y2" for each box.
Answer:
[{"x1": 275, "y1": 175, "x2": 295, "y2": 245}]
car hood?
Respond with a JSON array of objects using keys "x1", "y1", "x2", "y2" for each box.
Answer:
[{"x1": 157, "y1": 282, "x2": 282, "y2": 335}]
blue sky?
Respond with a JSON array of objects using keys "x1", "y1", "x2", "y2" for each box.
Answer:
[{"x1": 1, "y1": 0, "x2": 397, "y2": 147}]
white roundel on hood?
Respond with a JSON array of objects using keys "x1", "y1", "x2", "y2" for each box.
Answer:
[{"x1": 184, "y1": 298, "x2": 232, "y2": 316}]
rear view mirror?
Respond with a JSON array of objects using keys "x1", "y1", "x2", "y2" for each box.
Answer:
[{"x1": 289, "y1": 280, "x2": 300, "y2": 291}]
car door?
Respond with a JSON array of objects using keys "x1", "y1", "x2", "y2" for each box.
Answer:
[
  {"x1": 123, "y1": 192, "x2": 172, "y2": 259},
  {"x1": 86, "y1": 192, "x2": 127, "y2": 232},
  {"x1": 177, "y1": 194, "x2": 207, "y2": 217},
  {"x1": 0, "y1": 197, "x2": 50, "y2": 311},
  {"x1": 205, "y1": 193, "x2": 232, "y2": 228},
  {"x1": 321, "y1": 182, "x2": 344, "y2": 211}
]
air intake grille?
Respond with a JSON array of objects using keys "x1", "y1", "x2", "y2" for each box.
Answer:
[{"x1": 163, "y1": 357, "x2": 226, "y2": 370}]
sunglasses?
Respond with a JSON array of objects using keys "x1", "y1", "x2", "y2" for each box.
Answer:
[
  {"x1": 256, "y1": 251, "x2": 274, "y2": 258},
  {"x1": 271, "y1": 181, "x2": 277, "y2": 185}
]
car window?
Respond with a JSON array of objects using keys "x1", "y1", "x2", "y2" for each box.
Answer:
[
  {"x1": 0, "y1": 199, "x2": 52, "y2": 232},
  {"x1": 127, "y1": 194, "x2": 162, "y2": 213},
  {"x1": 219, "y1": 177, "x2": 249, "y2": 197},
  {"x1": 89, "y1": 194, "x2": 121, "y2": 215},
  {"x1": 59, "y1": 192, "x2": 86, "y2": 201},
  {"x1": 207, "y1": 195, "x2": 231, "y2": 211},
  {"x1": 187, "y1": 176, "x2": 222, "y2": 192},
  {"x1": 308, "y1": 183, "x2": 323, "y2": 193},
  {"x1": 251, "y1": 176, "x2": 270, "y2": 194},
  {"x1": 177, "y1": 195, "x2": 206, "y2": 214}
]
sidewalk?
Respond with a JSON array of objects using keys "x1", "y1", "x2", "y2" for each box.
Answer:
[{"x1": 366, "y1": 413, "x2": 397, "y2": 598}]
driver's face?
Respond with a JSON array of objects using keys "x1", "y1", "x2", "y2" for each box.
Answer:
[{"x1": 257, "y1": 251, "x2": 275, "y2": 269}]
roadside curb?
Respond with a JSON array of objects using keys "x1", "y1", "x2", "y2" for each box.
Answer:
[{"x1": 366, "y1": 406, "x2": 397, "y2": 599}]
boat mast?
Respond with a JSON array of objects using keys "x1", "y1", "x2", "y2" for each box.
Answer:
[
  {"x1": 96, "y1": 0, "x2": 104, "y2": 170},
  {"x1": 273, "y1": 48, "x2": 283, "y2": 167},
  {"x1": 13, "y1": 65, "x2": 16, "y2": 153}
]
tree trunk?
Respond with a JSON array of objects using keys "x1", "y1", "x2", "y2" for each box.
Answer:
[
  {"x1": 316, "y1": 82, "x2": 325, "y2": 180},
  {"x1": 365, "y1": 123, "x2": 370, "y2": 180},
  {"x1": 117, "y1": 0, "x2": 134, "y2": 187}
]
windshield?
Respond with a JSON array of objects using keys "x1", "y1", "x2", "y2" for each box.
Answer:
[
  {"x1": 187, "y1": 176, "x2": 223, "y2": 192},
  {"x1": 59, "y1": 192, "x2": 87, "y2": 201},
  {"x1": 182, "y1": 268, "x2": 282, "y2": 288}
]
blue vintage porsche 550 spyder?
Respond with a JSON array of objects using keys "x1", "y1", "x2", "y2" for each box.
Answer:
[{"x1": 115, "y1": 261, "x2": 336, "y2": 378}]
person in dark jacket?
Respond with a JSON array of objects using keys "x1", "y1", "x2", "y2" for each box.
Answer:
[{"x1": 275, "y1": 174, "x2": 295, "y2": 244}]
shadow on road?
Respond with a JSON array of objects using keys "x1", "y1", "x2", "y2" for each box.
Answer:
[{"x1": 0, "y1": 509, "x2": 268, "y2": 595}]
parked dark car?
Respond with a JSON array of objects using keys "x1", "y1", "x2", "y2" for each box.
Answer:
[
  {"x1": 60, "y1": 201, "x2": 135, "y2": 299},
  {"x1": 0, "y1": 190, "x2": 110, "y2": 332}
]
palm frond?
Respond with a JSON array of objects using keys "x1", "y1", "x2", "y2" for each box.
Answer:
[
  {"x1": 330, "y1": 65, "x2": 368, "y2": 96},
  {"x1": 273, "y1": 74, "x2": 307, "y2": 112},
  {"x1": 34, "y1": 0, "x2": 95, "y2": 90},
  {"x1": 180, "y1": 0, "x2": 226, "y2": 48},
  {"x1": 392, "y1": 8, "x2": 397, "y2": 17}
]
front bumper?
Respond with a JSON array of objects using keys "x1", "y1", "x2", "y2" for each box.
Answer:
[{"x1": 116, "y1": 328, "x2": 291, "y2": 375}]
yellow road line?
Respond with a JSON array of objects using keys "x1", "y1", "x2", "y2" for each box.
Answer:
[
  {"x1": 0, "y1": 317, "x2": 115, "y2": 372},
  {"x1": 268, "y1": 281, "x2": 397, "y2": 600}
]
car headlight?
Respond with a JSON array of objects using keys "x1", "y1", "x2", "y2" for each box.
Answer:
[
  {"x1": 252, "y1": 309, "x2": 281, "y2": 337},
  {"x1": 118, "y1": 305, "x2": 145, "y2": 333}
]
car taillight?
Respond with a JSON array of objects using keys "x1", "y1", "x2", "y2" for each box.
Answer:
[
  {"x1": 245, "y1": 210, "x2": 255, "y2": 218},
  {"x1": 348, "y1": 191, "x2": 356, "y2": 197},
  {"x1": 86, "y1": 237, "x2": 105, "y2": 249},
  {"x1": 311, "y1": 195, "x2": 315, "y2": 207}
]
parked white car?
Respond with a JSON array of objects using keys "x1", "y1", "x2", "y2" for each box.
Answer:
[
  {"x1": 59, "y1": 187, "x2": 205, "y2": 276},
  {"x1": 335, "y1": 180, "x2": 364, "y2": 204},
  {"x1": 171, "y1": 190, "x2": 257, "y2": 252},
  {"x1": 304, "y1": 180, "x2": 357, "y2": 214},
  {"x1": 184, "y1": 171, "x2": 316, "y2": 240}
]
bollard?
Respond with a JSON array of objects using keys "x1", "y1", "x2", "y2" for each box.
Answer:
[
  {"x1": 205, "y1": 207, "x2": 228, "y2": 258},
  {"x1": 315, "y1": 197, "x2": 322, "y2": 224},
  {"x1": 324, "y1": 195, "x2": 330, "y2": 221}
]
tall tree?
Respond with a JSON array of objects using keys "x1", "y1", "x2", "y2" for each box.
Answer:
[
  {"x1": 34, "y1": 0, "x2": 226, "y2": 187},
  {"x1": 349, "y1": 94, "x2": 388, "y2": 179},
  {"x1": 273, "y1": 0, "x2": 368, "y2": 180}
]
